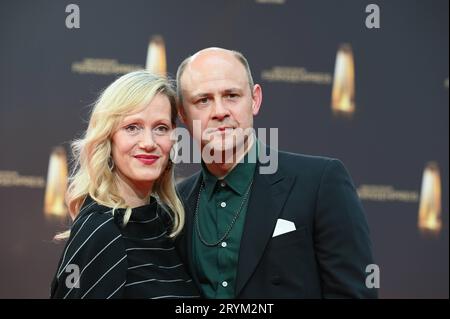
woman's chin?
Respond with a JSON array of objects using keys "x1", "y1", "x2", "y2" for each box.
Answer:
[{"x1": 130, "y1": 169, "x2": 163, "y2": 184}]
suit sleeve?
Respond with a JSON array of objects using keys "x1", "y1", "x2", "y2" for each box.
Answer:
[
  {"x1": 314, "y1": 159, "x2": 378, "y2": 298},
  {"x1": 51, "y1": 214, "x2": 128, "y2": 299}
]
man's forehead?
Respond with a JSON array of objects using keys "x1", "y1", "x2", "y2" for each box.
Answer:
[
  {"x1": 181, "y1": 73, "x2": 247, "y2": 96},
  {"x1": 181, "y1": 55, "x2": 247, "y2": 89}
]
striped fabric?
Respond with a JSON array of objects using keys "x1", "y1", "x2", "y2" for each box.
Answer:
[{"x1": 50, "y1": 197, "x2": 200, "y2": 299}]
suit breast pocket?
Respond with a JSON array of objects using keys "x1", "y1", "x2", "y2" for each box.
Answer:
[
  {"x1": 265, "y1": 225, "x2": 313, "y2": 297},
  {"x1": 270, "y1": 225, "x2": 307, "y2": 248}
]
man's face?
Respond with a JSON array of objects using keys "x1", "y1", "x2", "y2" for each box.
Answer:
[{"x1": 179, "y1": 51, "x2": 261, "y2": 156}]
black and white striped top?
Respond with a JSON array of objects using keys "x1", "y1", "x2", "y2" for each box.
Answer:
[{"x1": 50, "y1": 196, "x2": 200, "y2": 299}]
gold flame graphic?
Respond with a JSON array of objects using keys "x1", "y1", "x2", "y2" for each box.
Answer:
[
  {"x1": 145, "y1": 35, "x2": 167, "y2": 76},
  {"x1": 44, "y1": 147, "x2": 68, "y2": 218},
  {"x1": 332, "y1": 43, "x2": 355, "y2": 117},
  {"x1": 418, "y1": 162, "x2": 442, "y2": 235}
]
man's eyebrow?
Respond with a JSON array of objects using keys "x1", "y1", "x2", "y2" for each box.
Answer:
[
  {"x1": 189, "y1": 88, "x2": 244, "y2": 100},
  {"x1": 223, "y1": 88, "x2": 243, "y2": 93},
  {"x1": 190, "y1": 92, "x2": 210, "y2": 100}
]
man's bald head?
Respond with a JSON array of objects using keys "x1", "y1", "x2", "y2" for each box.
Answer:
[{"x1": 176, "y1": 47, "x2": 255, "y2": 107}]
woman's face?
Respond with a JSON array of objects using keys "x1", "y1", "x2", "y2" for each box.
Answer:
[{"x1": 111, "y1": 93, "x2": 174, "y2": 192}]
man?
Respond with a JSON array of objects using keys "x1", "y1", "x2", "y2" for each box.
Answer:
[{"x1": 175, "y1": 47, "x2": 377, "y2": 298}]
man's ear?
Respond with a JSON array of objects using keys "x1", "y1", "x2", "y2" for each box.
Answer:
[
  {"x1": 178, "y1": 105, "x2": 186, "y2": 124},
  {"x1": 251, "y1": 84, "x2": 262, "y2": 116}
]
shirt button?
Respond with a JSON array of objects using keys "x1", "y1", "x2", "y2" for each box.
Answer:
[
  {"x1": 222, "y1": 281, "x2": 228, "y2": 287},
  {"x1": 220, "y1": 202, "x2": 226, "y2": 208},
  {"x1": 221, "y1": 242, "x2": 227, "y2": 248},
  {"x1": 220, "y1": 182, "x2": 226, "y2": 187}
]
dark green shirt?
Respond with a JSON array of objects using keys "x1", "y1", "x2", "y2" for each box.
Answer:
[{"x1": 192, "y1": 141, "x2": 258, "y2": 298}]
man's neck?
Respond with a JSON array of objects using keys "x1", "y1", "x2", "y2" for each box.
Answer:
[{"x1": 204, "y1": 135, "x2": 255, "y2": 179}]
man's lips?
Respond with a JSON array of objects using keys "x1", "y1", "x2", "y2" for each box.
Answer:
[
  {"x1": 203, "y1": 127, "x2": 236, "y2": 139},
  {"x1": 217, "y1": 126, "x2": 234, "y2": 132},
  {"x1": 208, "y1": 127, "x2": 235, "y2": 136},
  {"x1": 134, "y1": 154, "x2": 160, "y2": 165}
]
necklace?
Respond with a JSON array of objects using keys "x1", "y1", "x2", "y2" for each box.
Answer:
[{"x1": 194, "y1": 179, "x2": 253, "y2": 247}]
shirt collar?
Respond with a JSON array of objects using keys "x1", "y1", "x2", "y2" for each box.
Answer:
[{"x1": 201, "y1": 139, "x2": 258, "y2": 199}]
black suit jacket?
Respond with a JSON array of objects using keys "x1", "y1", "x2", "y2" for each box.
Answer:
[{"x1": 176, "y1": 149, "x2": 377, "y2": 298}]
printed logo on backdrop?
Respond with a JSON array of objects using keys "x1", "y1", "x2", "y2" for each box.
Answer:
[
  {"x1": 331, "y1": 44, "x2": 356, "y2": 117},
  {"x1": 357, "y1": 185, "x2": 419, "y2": 203},
  {"x1": 261, "y1": 67, "x2": 332, "y2": 85},
  {"x1": 0, "y1": 171, "x2": 45, "y2": 188},
  {"x1": 146, "y1": 36, "x2": 167, "y2": 76},
  {"x1": 44, "y1": 147, "x2": 69, "y2": 219},
  {"x1": 0, "y1": 147, "x2": 69, "y2": 220},
  {"x1": 71, "y1": 35, "x2": 166, "y2": 76},
  {"x1": 261, "y1": 43, "x2": 356, "y2": 118},
  {"x1": 71, "y1": 59, "x2": 142, "y2": 75},
  {"x1": 357, "y1": 162, "x2": 443, "y2": 236}
]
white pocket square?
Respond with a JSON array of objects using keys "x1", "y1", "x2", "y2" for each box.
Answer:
[{"x1": 272, "y1": 218, "x2": 296, "y2": 237}]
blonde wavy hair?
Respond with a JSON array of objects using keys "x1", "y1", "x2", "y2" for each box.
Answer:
[{"x1": 56, "y1": 70, "x2": 184, "y2": 239}]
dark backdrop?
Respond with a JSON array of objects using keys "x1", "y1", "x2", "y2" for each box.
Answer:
[{"x1": 0, "y1": 0, "x2": 448, "y2": 298}]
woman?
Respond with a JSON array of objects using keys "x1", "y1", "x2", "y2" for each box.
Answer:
[{"x1": 51, "y1": 70, "x2": 199, "y2": 299}]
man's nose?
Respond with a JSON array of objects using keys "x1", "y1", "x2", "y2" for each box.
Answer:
[{"x1": 212, "y1": 99, "x2": 230, "y2": 121}]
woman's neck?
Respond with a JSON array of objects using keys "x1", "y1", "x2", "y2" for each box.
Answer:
[{"x1": 115, "y1": 172, "x2": 153, "y2": 208}]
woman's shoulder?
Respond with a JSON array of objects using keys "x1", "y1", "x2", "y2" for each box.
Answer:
[
  {"x1": 66, "y1": 202, "x2": 123, "y2": 256},
  {"x1": 52, "y1": 205, "x2": 128, "y2": 299}
]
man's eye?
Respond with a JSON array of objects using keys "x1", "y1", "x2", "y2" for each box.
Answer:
[
  {"x1": 197, "y1": 97, "x2": 209, "y2": 104},
  {"x1": 226, "y1": 94, "x2": 239, "y2": 100}
]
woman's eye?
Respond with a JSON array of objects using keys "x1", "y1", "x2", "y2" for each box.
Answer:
[
  {"x1": 154, "y1": 125, "x2": 170, "y2": 135},
  {"x1": 124, "y1": 124, "x2": 141, "y2": 133}
]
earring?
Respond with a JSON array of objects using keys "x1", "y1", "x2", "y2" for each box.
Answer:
[
  {"x1": 170, "y1": 143, "x2": 178, "y2": 163},
  {"x1": 108, "y1": 156, "x2": 115, "y2": 171},
  {"x1": 166, "y1": 159, "x2": 173, "y2": 171}
]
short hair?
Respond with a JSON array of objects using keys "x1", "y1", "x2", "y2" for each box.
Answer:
[{"x1": 176, "y1": 49, "x2": 255, "y2": 107}]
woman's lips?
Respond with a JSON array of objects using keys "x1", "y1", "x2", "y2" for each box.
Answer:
[{"x1": 134, "y1": 154, "x2": 159, "y2": 165}]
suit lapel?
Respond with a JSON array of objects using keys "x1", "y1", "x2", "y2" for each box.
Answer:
[{"x1": 235, "y1": 161, "x2": 296, "y2": 297}]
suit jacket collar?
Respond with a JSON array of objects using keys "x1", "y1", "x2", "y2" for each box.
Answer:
[{"x1": 235, "y1": 154, "x2": 295, "y2": 296}]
